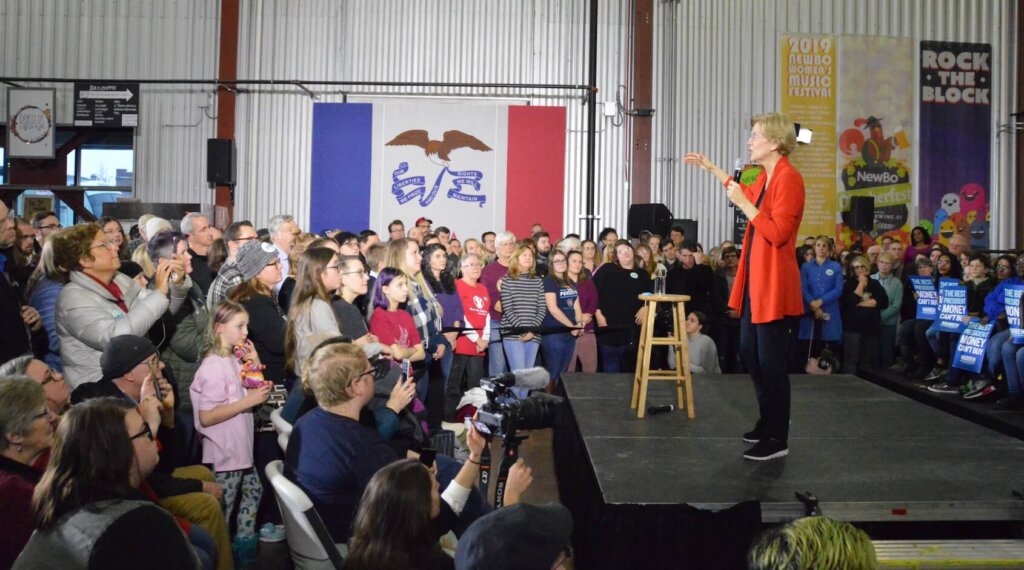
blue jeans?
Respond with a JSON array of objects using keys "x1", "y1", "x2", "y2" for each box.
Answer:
[
  {"x1": 987, "y1": 329, "x2": 1011, "y2": 378},
  {"x1": 189, "y1": 525, "x2": 216, "y2": 570},
  {"x1": 598, "y1": 343, "x2": 629, "y2": 373},
  {"x1": 540, "y1": 332, "x2": 576, "y2": 384},
  {"x1": 1003, "y1": 337, "x2": 1024, "y2": 394},
  {"x1": 503, "y1": 338, "x2": 540, "y2": 371},
  {"x1": 488, "y1": 319, "x2": 508, "y2": 375}
]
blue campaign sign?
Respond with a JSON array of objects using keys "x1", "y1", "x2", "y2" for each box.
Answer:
[
  {"x1": 937, "y1": 281, "x2": 968, "y2": 333},
  {"x1": 910, "y1": 276, "x2": 938, "y2": 320},
  {"x1": 953, "y1": 320, "x2": 993, "y2": 373},
  {"x1": 1007, "y1": 285, "x2": 1024, "y2": 344}
]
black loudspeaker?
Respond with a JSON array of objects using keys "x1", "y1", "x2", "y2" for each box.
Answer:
[
  {"x1": 627, "y1": 203, "x2": 673, "y2": 238},
  {"x1": 849, "y1": 196, "x2": 875, "y2": 232},
  {"x1": 207, "y1": 138, "x2": 236, "y2": 186},
  {"x1": 671, "y1": 218, "x2": 699, "y2": 244}
]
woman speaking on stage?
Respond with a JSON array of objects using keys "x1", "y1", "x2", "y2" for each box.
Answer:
[{"x1": 684, "y1": 113, "x2": 805, "y2": 461}]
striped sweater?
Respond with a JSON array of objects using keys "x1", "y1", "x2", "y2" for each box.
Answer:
[{"x1": 499, "y1": 275, "x2": 546, "y2": 340}]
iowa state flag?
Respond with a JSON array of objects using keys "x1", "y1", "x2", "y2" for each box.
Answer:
[{"x1": 310, "y1": 101, "x2": 567, "y2": 240}]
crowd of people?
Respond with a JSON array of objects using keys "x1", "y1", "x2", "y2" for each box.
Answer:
[{"x1": 0, "y1": 193, "x2": 1018, "y2": 568}]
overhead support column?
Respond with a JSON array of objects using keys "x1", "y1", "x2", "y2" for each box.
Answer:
[
  {"x1": 215, "y1": 0, "x2": 240, "y2": 225},
  {"x1": 630, "y1": 0, "x2": 654, "y2": 206}
]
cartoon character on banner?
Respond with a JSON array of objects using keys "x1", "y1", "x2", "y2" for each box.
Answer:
[
  {"x1": 386, "y1": 130, "x2": 492, "y2": 209},
  {"x1": 836, "y1": 116, "x2": 912, "y2": 251}
]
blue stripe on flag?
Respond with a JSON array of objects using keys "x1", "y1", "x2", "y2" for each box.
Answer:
[{"x1": 311, "y1": 103, "x2": 372, "y2": 234}]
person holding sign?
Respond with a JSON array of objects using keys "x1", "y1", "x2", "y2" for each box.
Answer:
[
  {"x1": 930, "y1": 254, "x2": 995, "y2": 395},
  {"x1": 986, "y1": 254, "x2": 1024, "y2": 409},
  {"x1": 684, "y1": 112, "x2": 805, "y2": 461},
  {"x1": 840, "y1": 255, "x2": 888, "y2": 374},
  {"x1": 894, "y1": 258, "x2": 937, "y2": 378}
]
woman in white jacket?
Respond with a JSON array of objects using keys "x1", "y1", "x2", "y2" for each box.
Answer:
[{"x1": 52, "y1": 223, "x2": 188, "y2": 388}]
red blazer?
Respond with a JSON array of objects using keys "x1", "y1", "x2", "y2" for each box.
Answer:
[{"x1": 727, "y1": 156, "x2": 805, "y2": 324}]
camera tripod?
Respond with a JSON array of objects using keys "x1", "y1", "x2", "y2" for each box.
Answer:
[{"x1": 478, "y1": 431, "x2": 528, "y2": 507}]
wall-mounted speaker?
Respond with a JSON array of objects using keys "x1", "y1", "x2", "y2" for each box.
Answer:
[{"x1": 207, "y1": 139, "x2": 236, "y2": 186}]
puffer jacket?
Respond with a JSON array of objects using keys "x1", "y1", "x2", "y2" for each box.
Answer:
[
  {"x1": 57, "y1": 271, "x2": 187, "y2": 388},
  {"x1": 153, "y1": 282, "x2": 209, "y2": 413}
]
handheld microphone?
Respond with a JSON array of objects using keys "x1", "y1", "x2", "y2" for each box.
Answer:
[
  {"x1": 647, "y1": 404, "x2": 675, "y2": 415},
  {"x1": 482, "y1": 367, "x2": 551, "y2": 391},
  {"x1": 728, "y1": 159, "x2": 743, "y2": 208}
]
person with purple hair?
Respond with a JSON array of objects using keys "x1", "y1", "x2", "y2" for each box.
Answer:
[{"x1": 369, "y1": 267, "x2": 426, "y2": 366}]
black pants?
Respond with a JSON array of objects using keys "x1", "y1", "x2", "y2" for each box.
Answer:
[
  {"x1": 446, "y1": 353, "x2": 486, "y2": 421},
  {"x1": 739, "y1": 296, "x2": 796, "y2": 443}
]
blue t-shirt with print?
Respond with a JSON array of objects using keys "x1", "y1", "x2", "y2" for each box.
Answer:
[{"x1": 542, "y1": 275, "x2": 578, "y2": 329}]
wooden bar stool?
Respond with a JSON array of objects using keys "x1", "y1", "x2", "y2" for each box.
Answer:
[{"x1": 631, "y1": 293, "x2": 695, "y2": 419}]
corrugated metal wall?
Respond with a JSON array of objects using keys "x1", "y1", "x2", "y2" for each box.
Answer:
[
  {"x1": 233, "y1": 0, "x2": 632, "y2": 235},
  {"x1": 653, "y1": 0, "x2": 1018, "y2": 248},
  {"x1": 2, "y1": 1, "x2": 1015, "y2": 246},
  {"x1": 0, "y1": 0, "x2": 220, "y2": 206}
]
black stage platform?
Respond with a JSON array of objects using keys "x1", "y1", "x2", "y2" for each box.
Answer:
[{"x1": 553, "y1": 372, "x2": 1024, "y2": 569}]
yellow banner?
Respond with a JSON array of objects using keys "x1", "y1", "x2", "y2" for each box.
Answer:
[{"x1": 781, "y1": 35, "x2": 837, "y2": 239}]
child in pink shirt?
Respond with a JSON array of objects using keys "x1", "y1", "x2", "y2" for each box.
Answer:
[{"x1": 191, "y1": 300, "x2": 271, "y2": 561}]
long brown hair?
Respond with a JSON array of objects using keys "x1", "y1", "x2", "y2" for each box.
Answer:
[
  {"x1": 32, "y1": 398, "x2": 137, "y2": 530},
  {"x1": 344, "y1": 460, "x2": 441, "y2": 570},
  {"x1": 285, "y1": 247, "x2": 339, "y2": 373},
  {"x1": 229, "y1": 274, "x2": 274, "y2": 305}
]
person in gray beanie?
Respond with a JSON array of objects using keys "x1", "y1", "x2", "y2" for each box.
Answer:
[
  {"x1": 207, "y1": 240, "x2": 278, "y2": 311},
  {"x1": 455, "y1": 502, "x2": 573, "y2": 570}
]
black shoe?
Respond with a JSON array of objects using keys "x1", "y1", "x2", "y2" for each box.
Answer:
[
  {"x1": 742, "y1": 423, "x2": 764, "y2": 443},
  {"x1": 743, "y1": 438, "x2": 789, "y2": 461}
]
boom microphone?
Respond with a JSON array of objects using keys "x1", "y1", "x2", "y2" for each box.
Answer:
[{"x1": 482, "y1": 367, "x2": 551, "y2": 391}]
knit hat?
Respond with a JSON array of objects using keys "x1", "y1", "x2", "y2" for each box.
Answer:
[
  {"x1": 236, "y1": 240, "x2": 279, "y2": 281},
  {"x1": 100, "y1": 335, "x2": 158, "y2": 381},
  {"x1": 454, "y1": 503, "x2": 573, "y2": 570}
]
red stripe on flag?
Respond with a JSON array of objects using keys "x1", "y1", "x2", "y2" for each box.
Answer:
[{"x1": 506, "y1": 106, "x2": 567, "y2": 238}]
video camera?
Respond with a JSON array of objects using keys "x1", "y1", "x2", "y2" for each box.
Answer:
[{"x1": 475, "y1": 369, "x2": 567, "y2": 439}]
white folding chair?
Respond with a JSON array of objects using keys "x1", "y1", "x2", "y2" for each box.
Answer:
[
  {"x1": 270, "y1": 407, "x2": 292, "y2": 452},
  {"x1": 265, "y1": 460, "x2": 346, "y2": 569}
]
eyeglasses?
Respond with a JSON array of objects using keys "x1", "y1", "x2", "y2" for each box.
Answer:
[
  {"x1": 130, "y1": 422, "x2": 154, "y2": 442},
  {"x1": 89, "y1": 240, "x2": 119, "y2": 251},
  {"x1": 937, "y1": 259, "x2": 951, "y2": 265},
  {"x1": 37, "y1": 223, "x2": 62, "y2": 231},
  {"x1": 461, "y1": 262, "x2": 482, "y2": 269},
  {"x1": 851, "y1": 265, "x2": 866, "y2": 270},
  {"x1": 553, "y1": 259, "x2": 568, "y2": 265},
  {"x1": 342, "y1": 269, "x2": 366, "y2": 276},
  {"x1": 232, "y1": 236, "x2": 258, "y2": 243},
  {"x1": 996, "y1": 265, "x2": 1011, "y2": 271},
  {"x1": 325, "y1": 264, "x2": 341, "y2": 272},
  {"x1": 40, "y1": 369, "x2": 63, "y2": 386},
  {"x1": 748, "y1": 132, "x2": 767, "y2": 141},
  {"x1": 267, "y1": 260, "x2": 281, "y2": 267}
]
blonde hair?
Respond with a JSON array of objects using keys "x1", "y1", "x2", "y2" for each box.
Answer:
[
  {"x1": 383, "y1": 238, "x2": 437, "y2": 306},
  {"x1": 634, "y1": 243, "x2": 656, "y2": 275},
  {"x1": 749, "y1": 517, "x2": 877, "y2": 570},
  {"x1": 131, "y1": 243, "x2": 155, "y2": 278},
  {"x1": 752, "y1": 112, "x2": 797, "y2": 156},
  {"x1": 205, "y1": 300, "x2": 248, "y2": 357},
  {"x1": 507, "y1": 245, "x2": 537, "y2": 279},
  {"x1": 306, "y1": 342, "x2": 367, "y2": 407}
]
